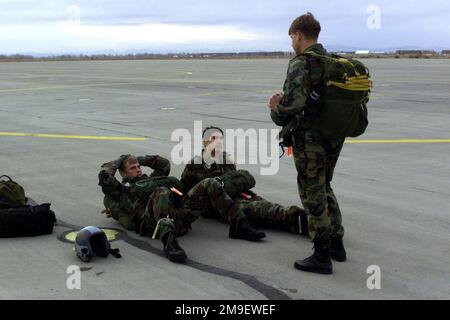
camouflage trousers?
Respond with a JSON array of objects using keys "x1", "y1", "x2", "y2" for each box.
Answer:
[
  {"x1": 240, "y1": 198, "x2": 303, "y2": 234},
  {"x1": 293, "y1": 130, "x2": 345, "y2": 241},
  {"x1": 103, "y1": 195, "x2": 136, "y2": 231},
  {"x1": 142, "y1": 177, "x2": 246, "y2": 240},
  {"x1": 199, "y1": 189, "x2": 304, "y2": 234}
]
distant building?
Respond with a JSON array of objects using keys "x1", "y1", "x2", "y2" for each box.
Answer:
[
  {"x1": 355, "y1": 50, "x2": 370, "y2": 55},
  {"x1": 332, "y1": 51, "x2": 354, "y2": 55},
  {"x1": 442, "y1": 50, "x2": 450, "y2": 55}
]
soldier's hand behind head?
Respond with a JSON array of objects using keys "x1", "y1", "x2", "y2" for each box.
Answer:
[
  {"x1": 98, "y1": 170, "x2": 110, "y2": 184},
  {"x1": 115, "y1": 154, "x2": 130, "y2": 167}
]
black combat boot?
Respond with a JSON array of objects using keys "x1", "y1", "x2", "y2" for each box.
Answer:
[
  {"x1": 229, "y1": 216, "x2": 266, "y2": 241},
  {"x1": 294, "y1": 238, "x2": 333, "y2": 274},
  {"x1": 162, "y1": 232, "x2": 187, "y2": 263},
  {"x1": 330, "y1": 237, "x2": 347, "y2": 262}
]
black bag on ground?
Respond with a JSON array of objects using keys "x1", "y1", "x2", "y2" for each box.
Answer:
[{"x1": 0, "y1": 203, "x2": 56, "y2": 238}]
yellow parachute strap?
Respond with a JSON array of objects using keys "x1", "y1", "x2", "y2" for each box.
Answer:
[
  {"x1": 327, "y1": 75, "x2": 373, "y2": 91},
  {"x1": 350, "y1": 75, "x2": 371, "y2": 80},
  {"x1": 326, "y1": 80, "x2": 372, "y2": 91}
]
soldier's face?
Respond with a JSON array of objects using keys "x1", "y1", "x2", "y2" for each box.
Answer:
[
  {"x1": 124, "y1": 161, "x2": 142, "y2": 178},
  {"x1": 204, "y1": 132, "x2": 224, "y2": 153},
  {"x1": 290, "y1": 32, "x2": 302, "y2": 54}
]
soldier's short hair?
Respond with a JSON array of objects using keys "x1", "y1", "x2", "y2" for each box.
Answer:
[
  {"x1": 289, "y1": 12, "x2": 321, "y2": 40},
  {"x1": 202, "y1": 126, "x2": 224, "y2": 141}
]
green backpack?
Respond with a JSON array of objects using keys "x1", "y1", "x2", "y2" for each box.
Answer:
[
  {"x1": 131, "y1": 176, "x2": 184, "y2": 202},
  {"x1": 303, "y1": 51, "x2": 372, "y2": 139},
  {"x1": 0, "y1": 175, "x2": 27, "y2": 207}
]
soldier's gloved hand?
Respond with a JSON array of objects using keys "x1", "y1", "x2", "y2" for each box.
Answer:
[
  {"x1": 115, "y1": 154, "x2": 130, "y2": 167},
  {"x1": 98, "y1": 170, "x2": 110, "y2": 184},
  {"x1": 137, "y1": 155, "x2": 148, "y2": 165},
  {"x1": 137, "y1": 155, "x2": 157, "y2": 166}
]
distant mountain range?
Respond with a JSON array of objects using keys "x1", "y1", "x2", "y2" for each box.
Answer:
[
  {"x1": 326, "y1": 45, "x2": 448, "y2": 53},
  {"x1": 5, "y1": 45, "x2": 450, "y2": 57}
]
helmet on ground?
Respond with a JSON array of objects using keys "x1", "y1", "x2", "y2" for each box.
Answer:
[{"x1": 75, "y1": 226, "x2": 111, "y2": 262}]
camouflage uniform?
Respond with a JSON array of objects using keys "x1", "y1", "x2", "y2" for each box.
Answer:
[
  {"x1": 146, "y1": 177, "x2": 246, "y2": 239},
  {"x1": 99, "y1": 155, "x2": 171, "y2": 232},
  {"x1": 270, "y1": 43, "x2": 345, "y2": 241},
  {"x1": 181, "y1": 150, "x2": 302, "y2": 233},
  {"x1": 99, "y1": 155, "x2": 245, "y2": 240}
]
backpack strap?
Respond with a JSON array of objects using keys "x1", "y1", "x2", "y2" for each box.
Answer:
[{"x1": 302, "y1": 52, "x2": 325, "y2": 120}]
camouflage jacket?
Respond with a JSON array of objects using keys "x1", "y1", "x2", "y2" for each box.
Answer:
[
  {"x1": 180, "y1": 151, "x2": 236, "y2": 193},
  {"x1": 270, "y1": 43, "x2": 326, "y2": 132},
  {"x1": 180, "y1": 151, "x2": 262, "y2": 200}
]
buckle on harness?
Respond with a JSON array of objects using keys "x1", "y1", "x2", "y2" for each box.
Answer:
[
  {"x1": 309, "y1": 90, "x2": 320, "y2": 101},
  {"x1": 215, "y1": 177, "x2": 225, "y2": 187}
]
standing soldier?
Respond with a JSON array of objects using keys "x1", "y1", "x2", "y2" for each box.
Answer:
[{"x1": 268, "y1": 13, "x2": 348, "y2": 274}]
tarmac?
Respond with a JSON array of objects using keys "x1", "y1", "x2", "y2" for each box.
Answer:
[{"x1": 0, "y1": 58, "x2": 449, "y2": 300}]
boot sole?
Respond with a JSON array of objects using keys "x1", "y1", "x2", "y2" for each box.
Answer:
[
  {"x1": 331, "y1": 250, "x2": 347, "y2": 262},
  {"x1": 331, "y1": 255, "x2": 347, "y2": 262},
  {"x1": 166, "y1": 252, "x2": 187, "y2": 263},
  {"x1": 229, "y1": 233, "x2": 266, "y2": 241},
  {"x1": 294, "y1": 262, "x2": 333, "y2": 275}
]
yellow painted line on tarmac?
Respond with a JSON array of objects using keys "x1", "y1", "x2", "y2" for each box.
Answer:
[
  {"x1": 346, "y1": 139, "x2": 450, "y2": 144},
  {"x1": 0, "y1": 131, "x2": 147, "y2": 141},
  {"x1": 200, "y1": 92, "x2": 222, "y2": 96},
  {"x1": 0, "y1": 78, "x2": 250, "y2": 94}
]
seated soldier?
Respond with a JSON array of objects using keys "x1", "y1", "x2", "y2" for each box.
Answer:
[
  {"x1": 181, "y1": 126, "x2": 309, "y2": 236},
  {"x1": 98, "y1": 154, "x2": 265, "y2": 263}
]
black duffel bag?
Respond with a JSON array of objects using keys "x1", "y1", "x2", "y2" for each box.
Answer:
[{"x1": 0, "y1": 203, "x2": 56, "y2": 238}]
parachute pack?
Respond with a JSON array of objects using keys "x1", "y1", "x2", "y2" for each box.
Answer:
[{"x1": 303, "y1": 50, "x2": 372, "y2": 139}]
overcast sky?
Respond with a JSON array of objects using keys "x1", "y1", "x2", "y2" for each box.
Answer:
[{"x1": 1, "y1": 0, "x2": 449, "y2": 54}]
